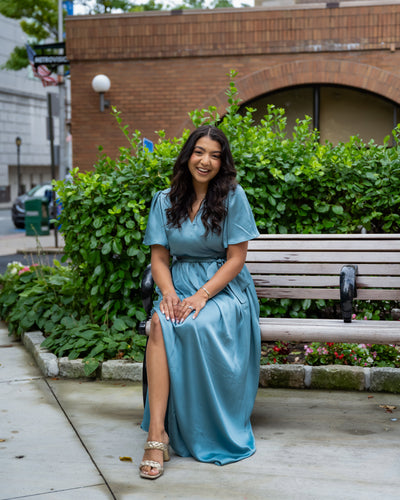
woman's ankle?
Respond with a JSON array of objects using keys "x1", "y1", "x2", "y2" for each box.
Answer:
[{"x1": 147, "y1": 428, "x2": 168, "y2": 443}]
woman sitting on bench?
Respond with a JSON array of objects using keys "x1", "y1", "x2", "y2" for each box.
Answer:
[{"x1": 139, "y1": 125, "x2": 260, "y2": 479}]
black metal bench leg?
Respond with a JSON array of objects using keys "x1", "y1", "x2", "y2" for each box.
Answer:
[
  {"x1": 142, "y1": 337, "x2": 149, "y2": 407},
  {"x1": 340, "y1": 264, "x2": 358, "y2": 323}
]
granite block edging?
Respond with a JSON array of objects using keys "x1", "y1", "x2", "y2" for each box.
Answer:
[
  {"x1": 21, "y1": 330, "x2": 400, "y2": 393},
  {"x1": 259, "y1": 364, "x2": 400, "y2": 393}
]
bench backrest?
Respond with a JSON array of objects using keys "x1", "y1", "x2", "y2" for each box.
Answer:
[{"x1": 246, "y1": 234, "x2": 400, "y2": 301}]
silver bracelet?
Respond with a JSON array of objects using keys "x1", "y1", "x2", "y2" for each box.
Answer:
[{"x1": 201, "y1": 286, "x2": 211, "y2": 299}]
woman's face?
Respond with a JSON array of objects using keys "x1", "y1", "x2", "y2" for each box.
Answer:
[{"x1": 188, "y1": 136, "x2": 222, "y2": 189}]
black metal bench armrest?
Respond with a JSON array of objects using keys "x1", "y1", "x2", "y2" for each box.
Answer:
[
  {"x1": 138, "y1": 264, "x2": 154, "y2": 336},
  {"x1": 340, "y1": 264, "x2": 358, "y2": 323}
]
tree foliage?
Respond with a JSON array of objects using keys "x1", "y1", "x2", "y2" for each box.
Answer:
[{"x1": 0, "y1": 0, "x2": 59, "y2": 70}]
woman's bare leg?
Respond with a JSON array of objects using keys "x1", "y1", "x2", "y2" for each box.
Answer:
[{"x1": 140, "y1": 312, "x2": 170, "y2": 477}]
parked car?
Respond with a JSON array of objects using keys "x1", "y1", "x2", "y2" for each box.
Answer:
[{"x1": 12, "y1": 184, "x2": 54, "y2": 228}]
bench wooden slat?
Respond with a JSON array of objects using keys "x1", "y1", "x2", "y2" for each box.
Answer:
[
  {"x1": 249, "y1": 239, "x2": 400, "y2": 251},
  {"x1": 253, "y1": 275, "x2": 400, "y2": 288},
  {"x1": 259, "y1": 318, "x2": 400, "y2": 344},
  {"x1": 256, "y1": 288, "x2": 400, "y2": 300},
  {"x1": 246, "y1": 263, "x2": 400, "y2": 275},
  {"x1": 256, "y1": 288, "x2": 340, "y2": 299},
  {"x1": 262, "y1": 317, "x2": 399, "y2": 327},
  {"x1": 253, "y1": 276, "x2": 340, "y2": 287},
  {"x1": 254, "y1": 234, "x2": 400, "y2": 240},
  {"x1": 246, "y1": 251, "x2": 400, "y2": 264}
]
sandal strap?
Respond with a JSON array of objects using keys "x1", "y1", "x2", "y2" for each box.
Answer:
[
  {"x1": 140, "y1": 460, "x2": 164, "y2": 472},
  {"x1": 144, "y1": 441, "x2": 168, "y2": 452}
]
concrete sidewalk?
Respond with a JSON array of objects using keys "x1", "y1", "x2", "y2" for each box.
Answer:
[
  {"x1": 1, "y1": 323, "x2": 400, "y2": 500},
  {"x1": 0, "y1": 231, "x2": 64, "y2": 257},
  {"x1": 2, "y1": 233, "x2": 400, "y2": 499}
]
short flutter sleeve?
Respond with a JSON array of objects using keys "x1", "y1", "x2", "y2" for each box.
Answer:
[
  {"x1": 143, "y1": 190, "x2": 170, "y2": 249},
  {"x1": 223, "y1": 185, "x2": 259, "y2": 247}
]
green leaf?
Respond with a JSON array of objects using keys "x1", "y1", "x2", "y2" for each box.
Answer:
[
  {"x1": 101, "y1": 241, "x2": 112, "y2": 255},
  {"x1": 84, "y1": 358, "x2": 99, "y2": 376},
  {"x1": 332, "y1": 205, "x2": 344, "y2": 215},
  {"x1": 113, "y1": 318, "x2": 128, "y2": 331},
  {"x1": 112, "y1": 239, "x2": 123, "y2": 255}
]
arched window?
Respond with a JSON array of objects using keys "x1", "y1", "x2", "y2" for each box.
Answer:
[{"x1": 241, "y1": 85, "x2": 399, "y2": 145}]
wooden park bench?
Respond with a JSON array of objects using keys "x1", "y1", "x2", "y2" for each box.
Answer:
[{"x1": 139, "y1": 234, "x2": 400, "y2": 345}]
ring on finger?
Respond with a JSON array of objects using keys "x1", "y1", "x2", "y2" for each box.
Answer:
[{"x1": 187, "y1": 305, "x2": 194, "y2": 310}]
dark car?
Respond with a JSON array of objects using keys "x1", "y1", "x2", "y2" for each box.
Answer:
[{"x1": 12, "y1": 184, "x2": 54, "y2": 228}]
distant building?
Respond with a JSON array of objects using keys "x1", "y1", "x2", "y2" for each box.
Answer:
[
  {"x1": 66, "y1": 1, "x2": 400, "y2": 170},
  {"x1": 254, "y1": 0, "x2": 380, "y2": 6},
  {"x1": 0, "y1": 14, "x2": 65, "y2": 208}
]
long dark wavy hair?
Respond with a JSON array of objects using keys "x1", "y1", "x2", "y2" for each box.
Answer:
[{"x1": 166, "y1": 125, "x2": 237, "y2": 236}]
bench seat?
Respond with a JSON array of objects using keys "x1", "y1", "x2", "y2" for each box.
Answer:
[
  {"x1": 259, "y1": 317, "x2": 400, "y2": 344},
  {"x1": 140, "y1": 233, "x2": 400, "y2": 345}
]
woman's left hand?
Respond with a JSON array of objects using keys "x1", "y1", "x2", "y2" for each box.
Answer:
[{"x1": 176, "y1": 290, "x2": 208, "y2": 323}]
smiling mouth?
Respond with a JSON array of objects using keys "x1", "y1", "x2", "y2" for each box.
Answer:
[{"x1": 197, "y1": 167, "x2": 209, "y2": 174}]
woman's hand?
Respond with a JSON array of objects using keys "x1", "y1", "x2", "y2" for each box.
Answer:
[
  {"x1": 159, "y1": 292, "x2": 181, "y2": 323},
  {"x1": 176, "y1": 289, "x2": 208, "y2": 323}
]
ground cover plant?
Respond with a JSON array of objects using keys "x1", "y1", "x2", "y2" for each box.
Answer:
[
  {"x1": 261, "y1": 340, "x2": 400, "y2": 368},
  {"x1": 1, "y1": 71, "x2": 399, "y2": 373}
]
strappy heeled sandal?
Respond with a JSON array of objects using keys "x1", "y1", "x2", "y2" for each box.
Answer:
[{"x1": 139, "y1": 441, "x2": 170, "y2": 480}]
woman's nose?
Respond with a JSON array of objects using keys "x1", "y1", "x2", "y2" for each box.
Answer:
[{"x1": 201, "y1": 155, "x2": 210, "y2": 165}]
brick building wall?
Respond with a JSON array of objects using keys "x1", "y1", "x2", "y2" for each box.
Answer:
[{"x1": 66, "y1": 2, "x2": 400, "y2": 170}]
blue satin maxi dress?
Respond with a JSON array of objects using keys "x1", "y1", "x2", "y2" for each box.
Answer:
[{"x1": 141, "y1": 184, "x2": 261, "y2": 465}]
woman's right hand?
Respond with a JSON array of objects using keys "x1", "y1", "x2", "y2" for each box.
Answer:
[{"x1": 159, "y1": 292, "x2": 181, "y2": 322}]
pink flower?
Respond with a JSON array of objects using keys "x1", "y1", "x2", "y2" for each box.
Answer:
[
  {"x1": 18, "y1": 266, "x2": 31, "y2": 275},
  {"x1": 352, "y1": 314, "x2": 356, "y2": 319}
]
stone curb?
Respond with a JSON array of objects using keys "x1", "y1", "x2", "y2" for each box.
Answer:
[
  {"x1": 16, "y1": 247, "x2": 64, "y2": 255},
  {"x1": 259, "y1": 364, "x2": 400, "y2": 393},
  {"x1": 21, "y1": 330, "x2": 400, "y2": 393},
  {"x1": 22, "y1": 330, "x2": 143, "y2": 382}
]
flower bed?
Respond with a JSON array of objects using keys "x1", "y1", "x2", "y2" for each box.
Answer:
[{"x1": 261, "y1": 340, "x2": 400, "y2": 368}]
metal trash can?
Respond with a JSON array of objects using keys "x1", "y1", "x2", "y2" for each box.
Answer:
[{"x1": 25, "y1": 198, "x2": 50, "y2": 236}]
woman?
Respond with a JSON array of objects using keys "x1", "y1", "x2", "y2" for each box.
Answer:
[{"x1": 140, "y1": 125, "x2": 260, "y2": 479}]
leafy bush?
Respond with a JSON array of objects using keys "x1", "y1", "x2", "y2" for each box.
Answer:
[
  {"x1": 54, "y1": 115, "x2": 183, "y2": 326},
  {"x1": 0, "y1": 261, "x2": 146, "y2": 375},
  {"x1": 0, "y1": 261, "x2": 82, "y2": 337}
]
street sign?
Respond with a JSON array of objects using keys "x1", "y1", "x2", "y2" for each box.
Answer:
[
  {"x1": 33, "y1": 42, "x2": 66, "y2": 51},
  {"x1": 34, "y1": 55, "x2": 69, "y2": 66},
  {"x1": 63, "y1": 0, "x2": 74, "y2": 16},
  {"x1": 143, "y1": 138, "x2": 154, "y2": 153}
]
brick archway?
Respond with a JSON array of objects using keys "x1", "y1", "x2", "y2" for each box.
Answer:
[{"x1": 188, "y1": 59, "x2": 400, "y2": 128}]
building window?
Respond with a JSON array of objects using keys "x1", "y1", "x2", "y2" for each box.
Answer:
[{"x1": 241, "y1": 85, "x2": 397, "y2": 145}]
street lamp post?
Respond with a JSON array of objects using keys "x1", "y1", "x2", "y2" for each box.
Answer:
[{"x1": 15, "y1": 136, "x2": 22, "y2": 196}]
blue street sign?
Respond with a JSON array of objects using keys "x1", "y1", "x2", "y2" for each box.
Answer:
[
  {"x1": 143, "y1": 138, "x2": 154, "y2": 153},
  {"x1": 63, "y1": 1, "x2": 74, "y2": 16}
]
